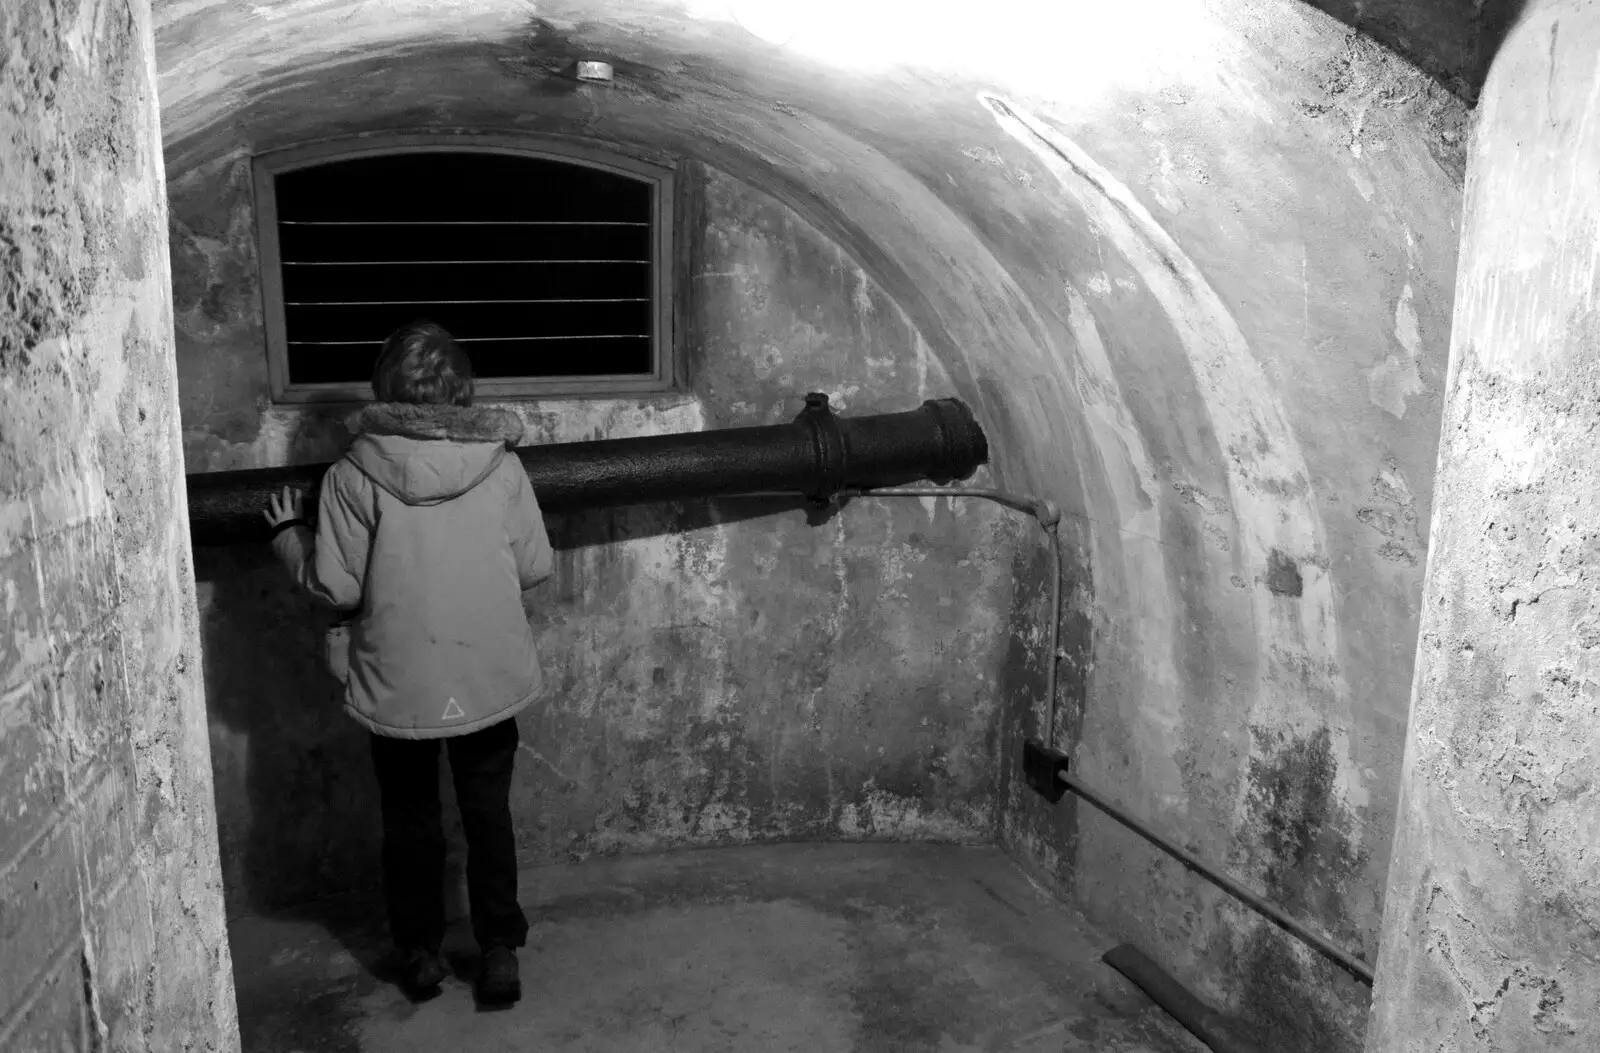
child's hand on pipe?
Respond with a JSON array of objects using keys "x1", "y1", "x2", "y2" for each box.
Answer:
[{"x1": 263, "y1": 486, "x2": 306, "y2": 528}]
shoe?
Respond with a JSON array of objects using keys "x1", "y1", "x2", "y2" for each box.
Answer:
[
  {"x1": 400, "y1": 947, "x2": 447, "y2": 999},
  {"x1": 476, "y1": 945, "x2": 521, "y2": 1006}
]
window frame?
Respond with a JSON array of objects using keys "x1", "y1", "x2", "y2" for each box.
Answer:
[{"x1": 252, "y1": 134, "x2": 677, "y2": 404}]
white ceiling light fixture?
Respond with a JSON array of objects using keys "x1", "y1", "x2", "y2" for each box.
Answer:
[{"x1": 729, "y1": 0, "x2": 799, "y2": 46}]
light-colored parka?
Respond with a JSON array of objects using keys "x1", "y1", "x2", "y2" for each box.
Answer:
[{"x1": 271, "y1": 402, "x2": 553, "y2": 739}]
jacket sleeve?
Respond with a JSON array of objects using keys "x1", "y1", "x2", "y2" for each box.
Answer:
[
  {"x1": 270, "y1": 463, "x2": 371, "y2": 611},
  {"x1": 508, "y1": 459, "x2": 553, "y2": 590}
]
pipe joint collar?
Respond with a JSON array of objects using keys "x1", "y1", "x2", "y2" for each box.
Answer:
[
  {"x1": 798, "y1": 392, "x2": 850, "y2": 504},
  {"x1": 920, "y1": 398, "x2": 989, "y2": 483}
]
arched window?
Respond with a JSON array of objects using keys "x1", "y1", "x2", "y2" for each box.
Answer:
[{"x1": 252, "y1": 136, "x2": 675, "y2": 402}]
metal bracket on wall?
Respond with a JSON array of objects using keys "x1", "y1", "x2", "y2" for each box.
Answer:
[{"x1": 1022, "y1": 739, "x2": 1070, "y2": 803}]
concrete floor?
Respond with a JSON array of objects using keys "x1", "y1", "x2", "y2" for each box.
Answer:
[{"x1": 228, "y1": 841, "x2": 1207, "y2": 1052}]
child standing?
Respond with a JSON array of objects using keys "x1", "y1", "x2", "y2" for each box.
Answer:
[{"x1": 262, "y1": 321, "x2": 552, "y2": 1006}]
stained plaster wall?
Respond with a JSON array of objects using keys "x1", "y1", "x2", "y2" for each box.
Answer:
[
  {"x1": 1, "y1": 0, "x2": 237, "y2": 1049},
  {"x1": 985, "y1": 10, "x2": 1467, "y2": 1050},
  {"x1": 1366, "y1": 1, "x2": 1600, "y2": 1048},
  {"x1": 153, "y1": 0, "x2": 1466, "y2": 1049}
]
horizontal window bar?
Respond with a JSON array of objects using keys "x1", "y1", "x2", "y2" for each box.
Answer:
[
  {"x1": 288, "y1": 335, "x2": 650, "y2": 345},
  {"x1": 280, "y1": 259, "x2": 649, "y2": 266},
  {"x1": 284, "y1": 298, "x2": 651, "y2": 306},
  {"x1": 279, "y1": 220, "x2": 650, "y2": 227}
]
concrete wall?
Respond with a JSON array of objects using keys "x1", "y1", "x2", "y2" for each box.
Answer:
[
  {"x1": 984, "y1": 9, "x2": 1466, "y2": 1049},
  {"x1": 1366, "y1": 1, "x2": 1600, "y2": 1048},
  {"x1": 1, "y1": 0, "x2": 237, "y2": 1050},
  {"x1": 153, "y1": 0, "x2": 1467, "y2": 1048}
]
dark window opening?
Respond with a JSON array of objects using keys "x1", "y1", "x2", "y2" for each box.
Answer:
[{"x1": 255, "y1": 142, "x2": 674, "y2": 401}]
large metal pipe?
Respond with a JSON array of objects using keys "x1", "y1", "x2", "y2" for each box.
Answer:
[{"x1": 184, "y1": 393, "x2": 988, "y2": 546}]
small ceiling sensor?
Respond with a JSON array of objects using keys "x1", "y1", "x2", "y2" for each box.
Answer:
[{"x1": 576, "y1": 61, "x2": 614, "y2": 82}]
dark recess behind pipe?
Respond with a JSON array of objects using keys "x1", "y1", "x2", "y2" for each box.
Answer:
[
  {"x1": 186, "y1": 394, "x2": 989, "y2": 545},
  {"x1": 1102, "y1": 944, "x2": 1264, "y2": 1053}
]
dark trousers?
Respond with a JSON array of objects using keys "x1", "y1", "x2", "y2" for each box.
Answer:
[{"x1": 368, "y1": 717, "x2": 529, "y2": 953}]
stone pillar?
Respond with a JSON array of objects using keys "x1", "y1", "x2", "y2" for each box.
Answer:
[
  {"x1": 0, "y1": 0, "x2": 238, "y2": 1049},
  {"x1": 1366, "y1": 1, "x2": 1600, "y2": 1049}
]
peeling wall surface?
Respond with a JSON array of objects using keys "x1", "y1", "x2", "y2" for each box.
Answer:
[
  {"x1": 1, "y1": 0, "x2": 238, "y2": 1050},
  {"x1": 1297, "y1": 0, "x2": 1511, "y2": 103},
  {"x1": 1366, "y1": 1, "x2": 1600, "y2": 1048},
  {"x1": 152, "y1": 0, "x2": 1466, "y2": 1048}
]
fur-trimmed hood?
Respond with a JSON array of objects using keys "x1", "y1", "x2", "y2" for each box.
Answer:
[
  {"x1": 342, "y1": 402, "x2": 526, "y2": 507},
  {"x1": 345, "y1": 402, "x2": 525, "y2": 446}
]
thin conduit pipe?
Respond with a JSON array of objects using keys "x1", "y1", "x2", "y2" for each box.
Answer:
[
  {"x1": 1060, "y1": 767, "x2": 1373, "y2": 984},
  {"x1": 734, "y1": 484, "x2": 1375, "y2": 986}
]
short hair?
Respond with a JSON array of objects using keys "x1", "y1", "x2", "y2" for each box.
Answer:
[{"x1": 371, "y1": 320, "x2": 474, "y2": 406}]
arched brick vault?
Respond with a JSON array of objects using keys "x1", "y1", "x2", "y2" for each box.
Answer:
[{"x1": 149, "y1": 1, "x2": 1471, "y2": 1050}]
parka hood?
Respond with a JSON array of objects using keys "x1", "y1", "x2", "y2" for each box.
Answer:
[{"x1": 343, "y1": 402, "x2": 526, "y2": 506}]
